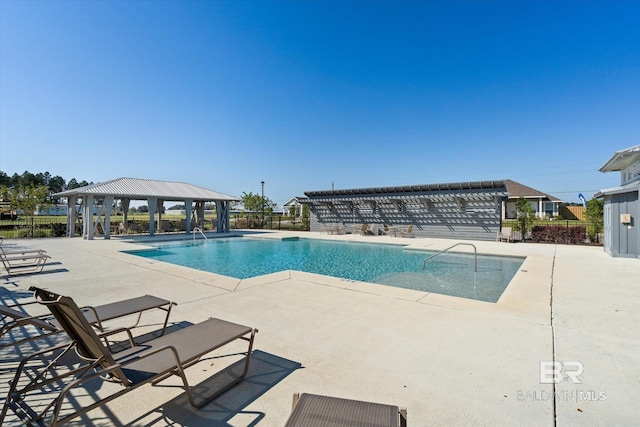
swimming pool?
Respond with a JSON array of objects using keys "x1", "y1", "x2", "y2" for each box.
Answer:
[{"x1": 124, "y1": 238, "x2": 525, "y2": 303}]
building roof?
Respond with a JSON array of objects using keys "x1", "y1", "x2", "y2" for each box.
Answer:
[
  {"x1": 594, "y1": 181, "x2": 640, "y2": 198},
  {"x1": 305, "y1": 180, "x2": 507, "y2": 197},
  {"x1": 304, "y1": 179, "x2": 561, "y2": 202},
  {"x1": 54, "y1": 177, "x2": 239, "y2": 201},
  {"x1": 599, "y1": 144, "x2": 640, "y2": 172},
  {"x1": 283, "y1": 196, "x2": 307, "y2": 207},
  {"x1": 504, "y1": 179, "x2": 561, "y2": 202}
]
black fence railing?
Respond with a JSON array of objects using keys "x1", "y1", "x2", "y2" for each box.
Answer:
[
  {"x1": 1, "y1": 216, "x2": 599, "y2": 245},
  {"x1": 0, "y1": 215, "x2": 312, "y2": 239},
  {"x1": 0, "y1": 217, "x2": 70, "y2": 239},
  {"x1": 501, "y1": 220, "x2": 604, "y2": 245},
  {"x1": 231, "y1": 214, "x2": 310, "y2": 231}
]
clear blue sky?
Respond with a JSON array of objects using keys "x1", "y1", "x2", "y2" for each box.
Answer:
[{"x1": 1, "y1": 0, "x2": 637, "y2": 207}]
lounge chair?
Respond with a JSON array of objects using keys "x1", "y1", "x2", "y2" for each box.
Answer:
[
  {"x1": 400, "y1": 224, "x2": 414, "y2": 238},
  {"x1": 497, "y1": 226, "x2": 513, "y2": 242},
  {"x1": 1, "y1": 250, "x2": 51, "y2": 276},
  {"x1": 1, "y1": 292, "x2": 176, "y2": 350},
  {"x1": 117, "y1": 222, "x2": 127, "y2": 234},
  {"x1": 0, "y1": 287, "x2": 257, "y2": 426},
  {"x1": 358, "y1": 224, "x2": 376, "y2": 236},
  {"x1": 0, "y1": 245, "x2": 45, "y2": 256},
  {"x1": 285, "y1": 393, "x2": 407, "y2": 427}
]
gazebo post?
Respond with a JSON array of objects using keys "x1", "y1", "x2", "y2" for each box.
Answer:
[
  {"x1": 184, "y1": 199, "x2": 193, "y2": 235},
  {"x1": 104, "y1": 196, "x2": 114, "y2": 239},
  {"x1": 217, "y1": 200, "x2": 230, "y2": 233},
  {"x1": 148, "y1": 197, "x2": 157, "y2": 236},
  {"x1": 121, "y1": 198, "x2": 130, "y2": 227},
  {"x1": 84, "y1": 195, "x2": 94, "y2": 240},
  {"x1": 156, "y1": 199, "x2": 164, "y2": 233},
  {"x1": 66, "y1": 196, "x2": 77, "y2": 238}
]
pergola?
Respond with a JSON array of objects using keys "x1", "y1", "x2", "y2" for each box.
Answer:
[
  {"x1": 54, "y1": 177, "x2": 239, "y2": 240},
  {"x1": 303, "y1": 180, "x2": 509, "y2": 241}
]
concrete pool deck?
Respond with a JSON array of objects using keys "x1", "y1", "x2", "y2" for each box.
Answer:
[{"x1": 1, "y1": 231, "x2": 638, "y2": 426}]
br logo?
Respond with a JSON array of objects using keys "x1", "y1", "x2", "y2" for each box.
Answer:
[{"x1": 539, "y1": 361, "x2": 584, "y2": 384}]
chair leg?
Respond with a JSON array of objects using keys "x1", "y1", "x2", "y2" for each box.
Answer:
[
  {"x1": 182, "y1": 328, "x2": 257, "y2": 409},
  {"x1": 291, "y1": 392, "x2": 301, "y2": 411},
  {"x1": 399, "y1": 407, "x2": 407, "y2": 427}
]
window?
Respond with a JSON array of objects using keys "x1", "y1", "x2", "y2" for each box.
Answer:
[{"x1": 543, "y1": 202, "x2": 555, "y2": 216}]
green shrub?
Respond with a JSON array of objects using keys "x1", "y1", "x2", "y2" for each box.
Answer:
[{"x1": 51, "y1": 223, "x2": 67, "y2": 237}]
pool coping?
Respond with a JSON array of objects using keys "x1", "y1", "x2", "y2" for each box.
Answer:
[{"x1": 115, "y1": 231, "x2": 553, "y2": 326}]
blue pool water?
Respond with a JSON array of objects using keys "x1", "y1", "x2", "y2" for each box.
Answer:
[{"x1": 124, "y1": 238, "x2": 525, "y2": 303}]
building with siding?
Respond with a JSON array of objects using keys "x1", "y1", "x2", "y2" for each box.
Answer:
[
  {"x1": 282, "y1": 197, "x2": 305, "y2": 217},
  {"x1": 502, "y1": 180, "x2": 562, "y2": 219},
  {"x1": 303, "y1": 180, "x2": 509, "y2": 241},
  {"x1": 596, "y1": 145, "x2": 640, "y2": 258}
]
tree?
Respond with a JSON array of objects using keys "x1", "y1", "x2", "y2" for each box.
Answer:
[
  {"x1": 0, "y1": 171, "x2": 10, "y2": 187},
  {"x1": 240, "y1": 192, "x2": 275, "y2": 213},
  {"x1": 66, "y1": 178, "x2": 91, "y2": 189},
  {"x1": 240, "y1": 192, "x2": 262, "y2": 213},
  {"x1": 240, "y1": 191, "x2": 276, "y2": 227},
  {"x1": 514, "y1": 197, "x2": 534, "y2": 241},
  {"x1": 585, "y1": 198, "x2": 604, "y2": 243},
  {"x1": 67, "y1": 178, "x2": 79, "y2": 189},
  {"x1": 5, "y1": 185, "x2": 52, "y2": 216},
  {"x1": 301, "y1": 204, "x2": 310, "y2": 229},
  {"x1": 48, "y1": 175, "x2": 66, "y2": 194},
  {"x1": 5, "y1": 185, "x2": 53, "y2": 237}
]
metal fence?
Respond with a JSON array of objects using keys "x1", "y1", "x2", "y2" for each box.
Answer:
[
  {"x1": 0, "y1": 215, "x2": 312, "y2": 239},
  {"x1": 0, "y1": 217, "x2": 69, "y2": 239},
  {"x1": 501, "y1": 220, "x2": 604, "y2": 245},
  {"x1": 1, "y1": 216, "x2": 599, "y2": 244},
  {"x1": 230, "y1": 214, "x2": 310, "y2": 231}
]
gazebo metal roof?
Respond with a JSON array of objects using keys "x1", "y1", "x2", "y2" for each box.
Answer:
[{"x1": 54, "y1": 177, "x2": 239, "y2": 202}]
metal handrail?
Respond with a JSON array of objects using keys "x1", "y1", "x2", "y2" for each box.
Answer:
[
  {"x1": 423, "y1": 243, "x2": 477, "y2": 272},
  {"x1": 192, "y1": 227, "x2": 208, "y2": 241}
]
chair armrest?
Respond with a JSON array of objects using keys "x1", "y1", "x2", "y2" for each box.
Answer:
[{"x1": 97, "y1": 327, "x2": 136, "y2": 348}]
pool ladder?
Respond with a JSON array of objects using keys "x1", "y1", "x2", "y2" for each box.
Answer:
[
  {"x1": 422, "y1": 243, "x2": 477, "y2": 271},
  {"x1": 192, "y1": 227, "x2": 208, "y2": 241}
]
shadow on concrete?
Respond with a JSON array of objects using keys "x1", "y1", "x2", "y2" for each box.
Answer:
[{"x1": 122, "y1": 350, "x2": 302, "y2": 426}]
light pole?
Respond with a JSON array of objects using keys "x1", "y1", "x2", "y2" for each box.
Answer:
[{"x1": 260, "y1": 181, "x2": 265, "y2": 228}]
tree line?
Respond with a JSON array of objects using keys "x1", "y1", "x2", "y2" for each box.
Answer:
[
  {"x1": 0, "y1": 170, "x2": 94, "y2": 217},
  {"x1": 0, "y1": 170, "x2": 93, "y2": 194}
]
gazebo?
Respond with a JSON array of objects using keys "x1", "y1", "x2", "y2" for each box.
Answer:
[{"x1": 54, "y1": 177, "x2": 239, "y2": 240}]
